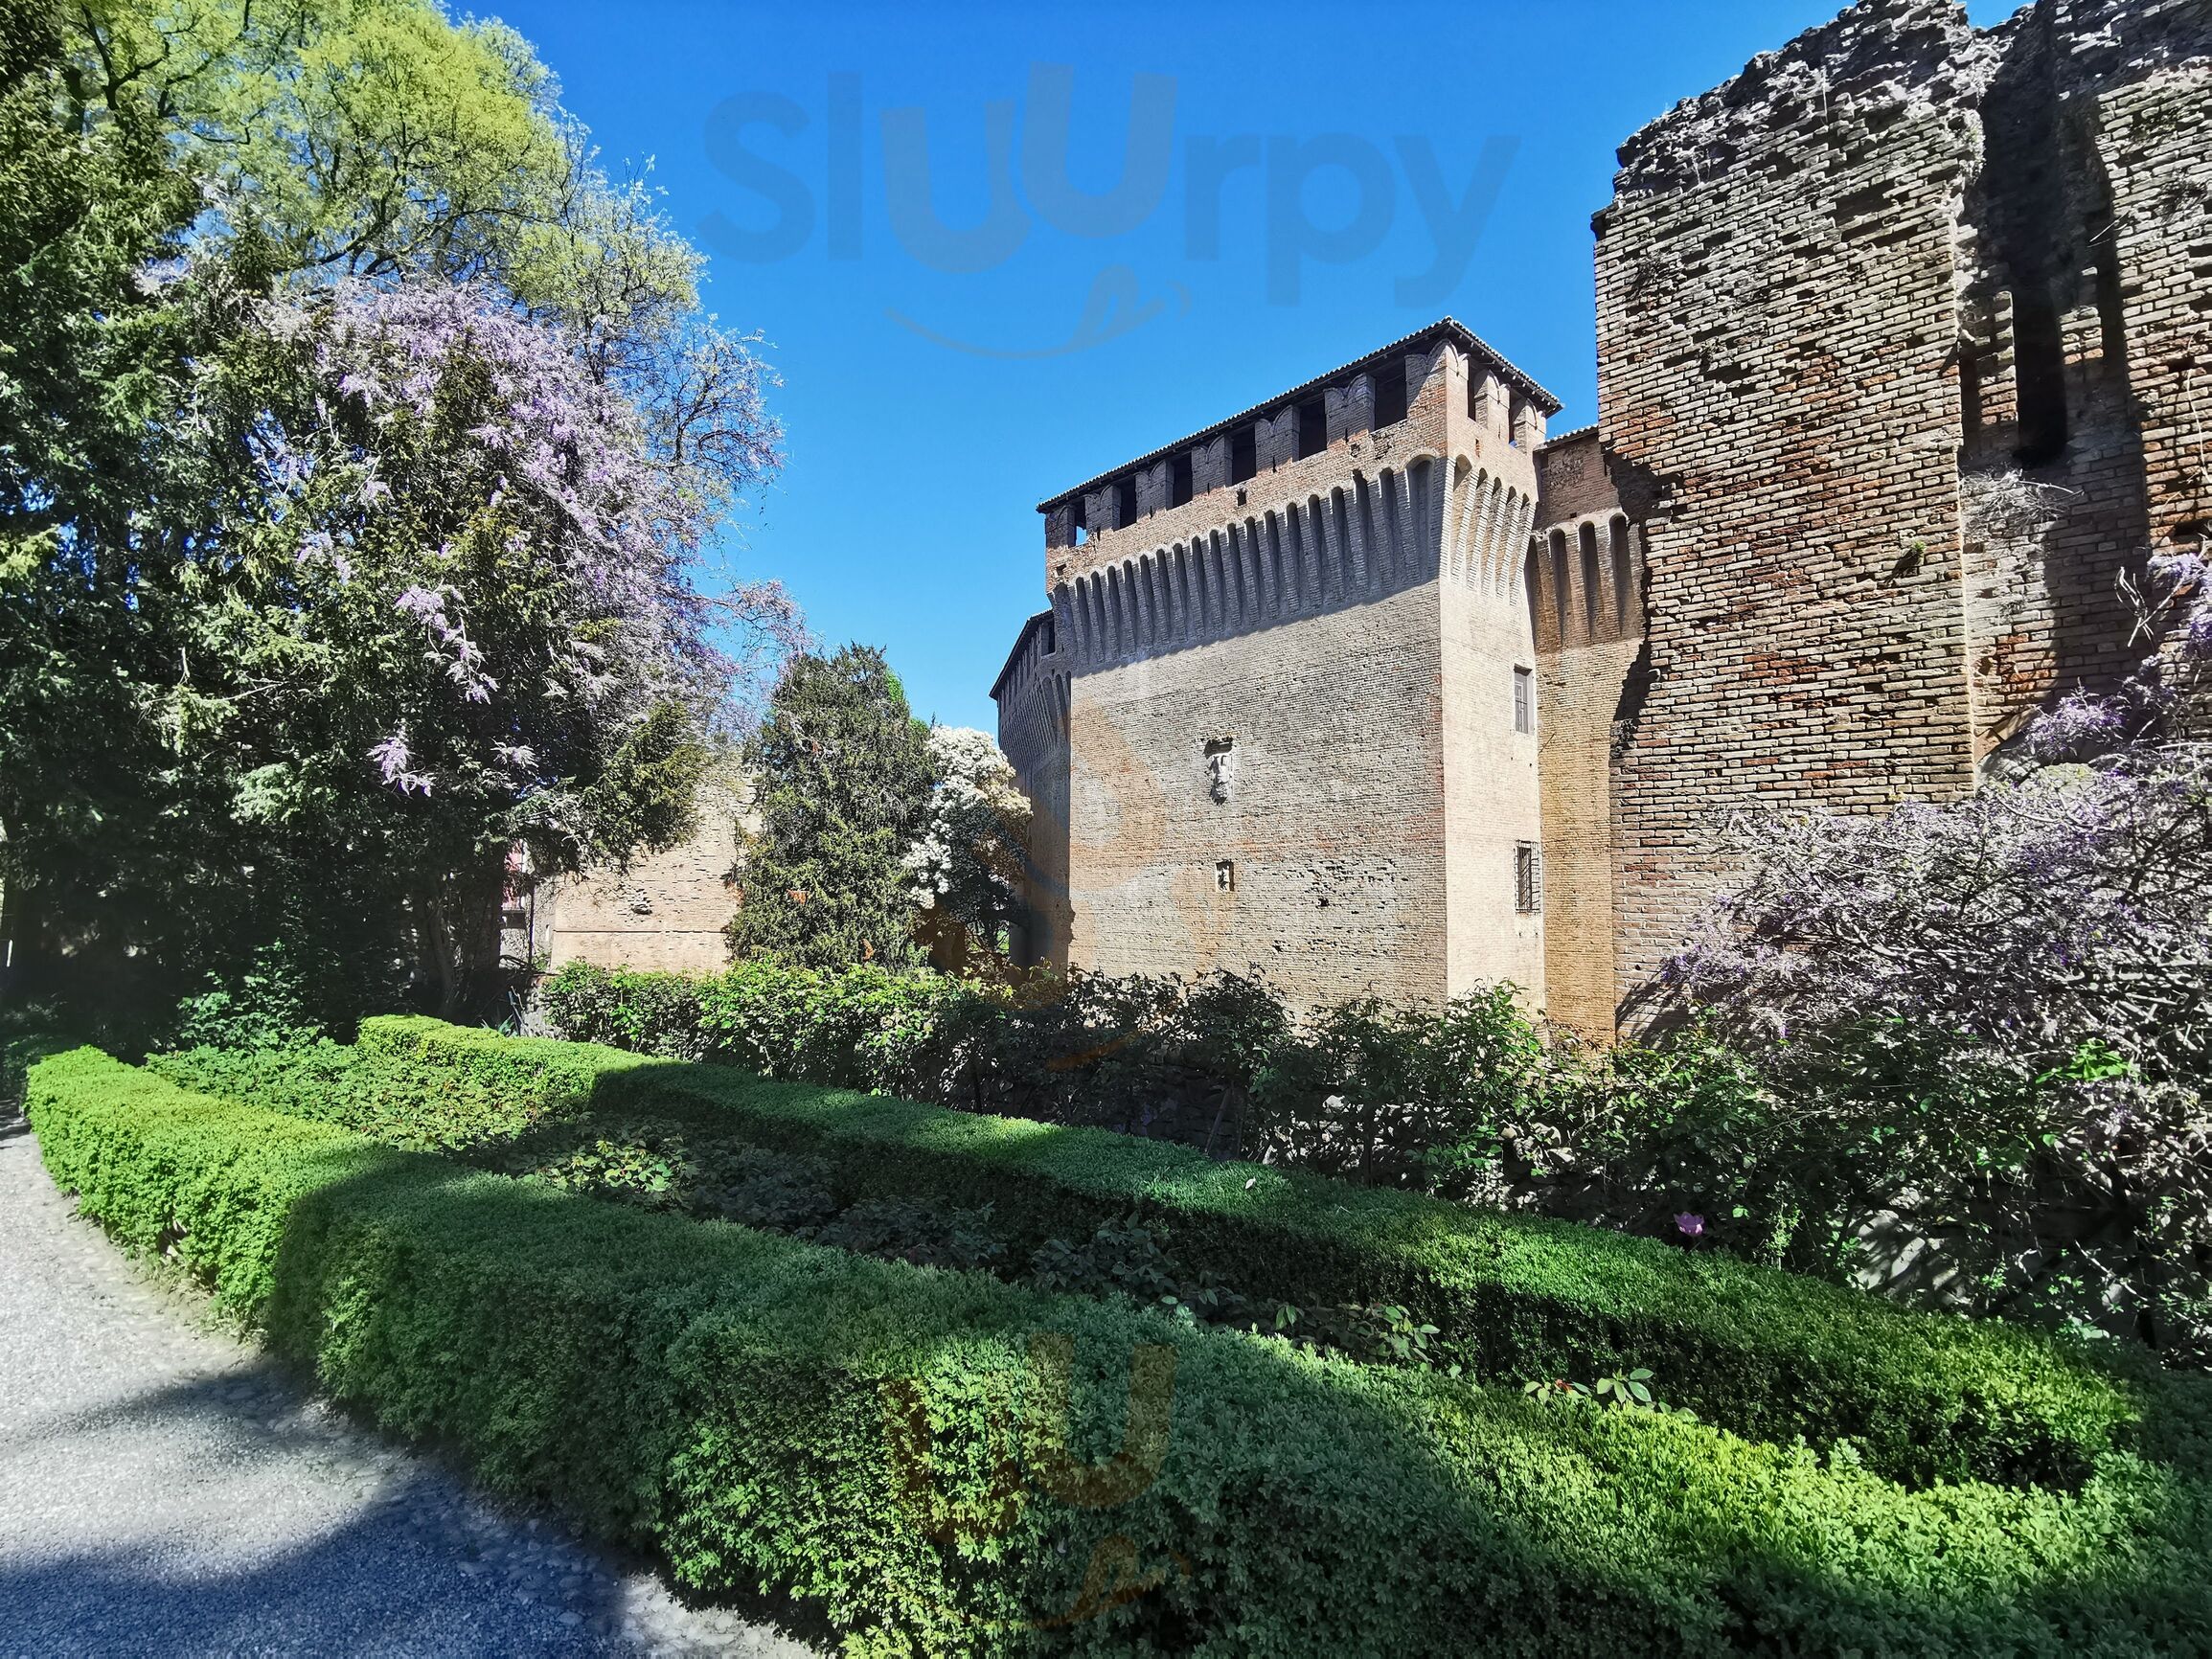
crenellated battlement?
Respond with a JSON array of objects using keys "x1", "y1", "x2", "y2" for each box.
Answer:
[
  {"x1": 1038, "y1": 320, "x2": 1557, "y2": 588},
  {"x1": 1046, "y1": 456, "x2": 1446, "y2": 670}
]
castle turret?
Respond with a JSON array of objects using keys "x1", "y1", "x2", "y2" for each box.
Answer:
[{"x1": 994, "y1": 319, "x2": 1562, "y2": 1009}]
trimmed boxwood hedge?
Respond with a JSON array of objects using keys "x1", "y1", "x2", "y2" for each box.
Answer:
[
  {"x1": 171, "y1": 1016, "x2": 2204, "y2": 1496},
  {"x1": 29, "y1": 1046, "x2": 2212, "y2": 1656},
  {"x1": 342, "y1": 1016, "x2": 2212, "y2": 1492}
]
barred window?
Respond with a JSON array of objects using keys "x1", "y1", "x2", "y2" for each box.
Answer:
[
  {"x1": 1513, "y1": 666, "x2": 1535, "y2": 735},
  {"x1": 1515, "y1": 842, "x2": 1541, "y2": 914}
]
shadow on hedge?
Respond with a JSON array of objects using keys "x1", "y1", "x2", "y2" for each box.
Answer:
[
  {"x1": 337, "y1": 1030, "x2": 2212, "y2": 1495},
  {"x1": 251, "y1": 1148, "x2": 2212, "y2": 1656}
]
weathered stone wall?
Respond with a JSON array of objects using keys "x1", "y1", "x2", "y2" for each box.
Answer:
[
  {"x1": 1596, "y1": 0, "x2": 1992, "y2": 1010},
  {"x1": 1440, "y1": 375, "x2": 1546, "y2": 1005},
  {"x1": 1957, "y1": 0, "x2": 2212, "y2": 759},
  {"x1": 1060, "y1": 583, "x2": 1453, "y2": 1005},
  {"x1": 1530, "y1": 430, "x2": 1645, "y2": 1035},
  {"x1": 1003, "y1": 324, "x2": 1558, "y2": 1009},
  {"x1": 992, "y1": 615, "x2": 1072, "y2": 966},
  {"x1": 509, "y1": 783, "x2": 753, "y2": 974}
]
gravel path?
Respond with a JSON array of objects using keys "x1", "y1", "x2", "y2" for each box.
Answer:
[{"x1": 0, "y1": 1104, "x2": 820, "y2": 1659}]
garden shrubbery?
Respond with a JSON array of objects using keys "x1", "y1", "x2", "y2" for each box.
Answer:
[
  {"x1": 157, "y1": 1016, "x2": 2212, "y2": 1492},
  {"x1": 536, "y1": 957, "x2": 1285, "y2": 1149},
  {"x1": 34, "y1": 1046, "x2": 2212, "y2": 1655},
  {"x1": 532, "y1": 914, "x2": 2212, "y2": 1370}
]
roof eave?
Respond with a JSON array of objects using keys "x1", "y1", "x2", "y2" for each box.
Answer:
[
  {"x1": 989, "y1": 609, "x2": 1055, "y2": 703},
  {"x1": 1035, "y1": 317, "x2": 1563, "y2": 514}
]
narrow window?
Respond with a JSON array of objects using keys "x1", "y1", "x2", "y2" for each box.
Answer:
[
  {"x1": 1296, "y1": 397, "x2": 1327, "y2": 460},
  {"x1": 1513, "y1": 666, "x2": 1535, "y2": 735},
  {"x1": 1515, "y1": 842, "x2": 1541, "y2": 914},
  {"x1": 2013, "y1": 280, "x2": 2069, "y2": 466},
  {"x1": 1372, "y1": 362, "x2": 1408, "y2": 428},
  {"x1": 1609, "y1": 517, "x2": 1632, "y2": 630},
  {"x1": 1114, "y1": 475, "x2": 1138, "y2": 530},
  {"x1": 1072, "y1": 496, "x2": 1088, "y2": 546},
  {"x1": 1170, "y1": 452, "x2": 1194, "y2": 509},
  {"x1": 1215, "y1": 859, "x2": 1236, "y2": 893},
  {"x1": 1229, "y1": 425, "x2": 1257, "y2": 484}
]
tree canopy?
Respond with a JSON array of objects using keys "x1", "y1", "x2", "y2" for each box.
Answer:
[
  {"x1": 0, "y1": 0, "x2": 792, "y2": 1024},
  {"x1": 729, "y1": 648, "x2": 936, "y2": 970}
]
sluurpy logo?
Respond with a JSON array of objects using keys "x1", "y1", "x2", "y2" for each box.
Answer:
[
  {"x1": 700, "y1": 65, "x2": 1518, "y2": 355},
  {"x1": 880, "y1": 1333, "x2": 1189, "y2": 1629}
]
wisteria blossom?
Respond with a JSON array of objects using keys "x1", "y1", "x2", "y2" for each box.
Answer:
[
  {"x1": 240, "y1": 277, "x2": 787, "y2": 813},
  {"x1": 1658, "y1": 551, "x2": 2212, "y2": 1355}
]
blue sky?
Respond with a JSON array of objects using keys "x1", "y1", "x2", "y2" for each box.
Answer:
[{"x1": 490, "y1": 0, "x2": 2020, "y2": 731}]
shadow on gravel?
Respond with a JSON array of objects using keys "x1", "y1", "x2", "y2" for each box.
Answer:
[
  {"x1": 0, "y1": 1511, "x2": 619, "y2": 1657},
  {"x1": 0, "y1": 1359, "x2": 820, "y2": 1656},
  {"x1": 10, "y1": 1363, "x2": 329, "y2": 1452}
]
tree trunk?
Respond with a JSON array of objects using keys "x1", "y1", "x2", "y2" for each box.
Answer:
[{"x1": 414, "y1": 856, "x2": 508, "y2": 1023}]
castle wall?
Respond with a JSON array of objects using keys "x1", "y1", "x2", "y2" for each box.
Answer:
[
  {"x1": 2106, "y1": 17, "x2": 2212, "y2": 560},
  {"x1": 1000, "y1": 0, "x2": 2208, "y2": 1027},
  {"x1": 1061, "y1": 584, "x2": 1452, "y2": 1004},
  {"x1": 1594, "y1": 0, "x2": 2211, "y2": 1015},
  {"x1": 510, "y1": 784, "x2": 751, "y2": 974},
  {"x1": 1439, "y1": 375, "x2": 1546, "y2": 1005},
  {"x1": 992, "y1": 617, "x2": 1071, "y2": 966},
  {"x1": 1956, "y1": 0, "x2": 2211, "y2": 757},
  {"x1": 1530, "y1": 431, "x2": 1644, "y2": 1036},
  {"x1": 1003, "y1": 326, "x2": 1557, "y2": 1009},
  {"x1": 1597, "y1": 0, "x2": 1994, "y2": 1010}
]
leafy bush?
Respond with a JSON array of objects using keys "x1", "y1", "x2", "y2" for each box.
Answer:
[
  {"x1": 329, "y1": 1017, "x2": 2212, "y2": 1490},
  {"x1": 171, "y1": 942, "x2": 329, "y2": 1052},
  {"x1": 536, "y1": 958, "x2": 1286, "y2": 1150},
  {"x1": 1629, "y1": 552, "x2": 2212, "y2": 1360},
  {"x1": 31, "y1": 1047, "x2": 2212, "y2": 1656},
  {"x1": 152, "y1": 1040, "x2": 548, "y2": 1152},
  {"x1": 1244, "y1": 983, "x2": 1550, "y2": 1189},
  {"x1": 532, "y1": 965, "x2": 713, "y2": 1060}
]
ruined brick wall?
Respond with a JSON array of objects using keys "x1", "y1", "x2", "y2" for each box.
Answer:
[
  {"x1": 513, "y1": 783, "x2": 753, "y2": 973},
  {"x1": 1531, "y1": 430, "x2": 1645, "y2": 1035},
  {"x1": 1595, "y1": 0, "x2": 2211, "y2": 1015},
  {"x1": 1598, "y1": 0, "x2": 1990, "y2": 1007},
  {"x1": 1958, "y1": 0, "x2": 2212, "y2": 757},
  {"x1": 2105, "y1": 6, "x2": 2212, "y2": 563}
]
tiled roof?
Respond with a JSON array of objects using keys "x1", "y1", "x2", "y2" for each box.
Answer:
[{"x1": 1037, "y1": 317, "x2": 1563, "y2": 513}]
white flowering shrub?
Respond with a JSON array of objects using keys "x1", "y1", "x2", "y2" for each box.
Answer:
[{"x1": 902, "y1": 727, "x2": 1033, "y2": 966}]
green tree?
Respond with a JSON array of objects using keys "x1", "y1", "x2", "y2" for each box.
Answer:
[
  {"x1": 0, "y1": 0, "x2": 215, "y2": 1013},
  {"x1": 0, "y1": 0, "x2": 792, "y2": 1024},
  {"x1": 730, "y1": 648, "x2": 935, "y2": 969}
]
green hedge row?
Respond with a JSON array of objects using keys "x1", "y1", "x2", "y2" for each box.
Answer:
[
  {"x1": 30, "y1": 1046, "x2": 2212, "y2": 1656},
  {"x1": 327, "y1": 1016, "x2": 2210, "y2": 1491}
]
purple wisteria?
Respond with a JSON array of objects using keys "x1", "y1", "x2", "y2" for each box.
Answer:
[
  {"x1": 1658, "y1": 548, "x2": 2212, "y2": 1355},
  {"x1": 243, "y1": 277, "x2": 787, "y2": 806}
]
